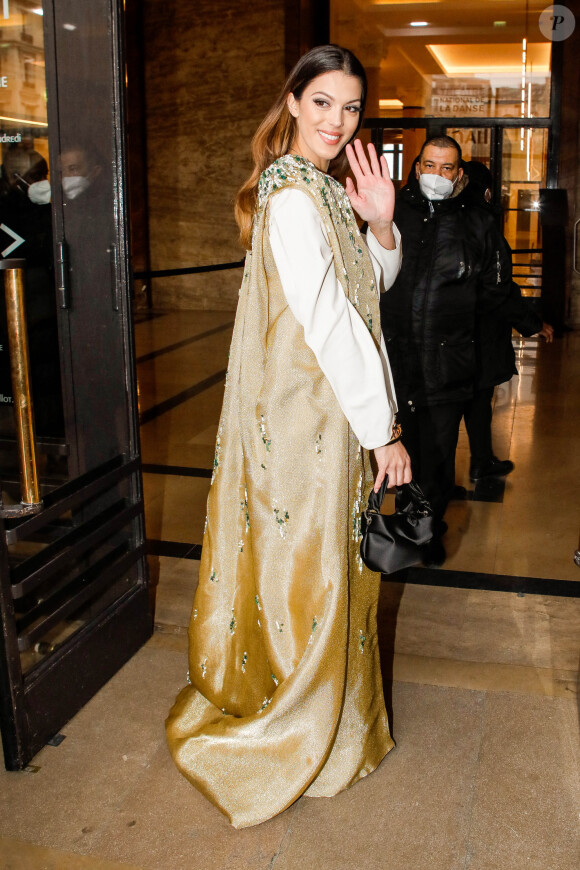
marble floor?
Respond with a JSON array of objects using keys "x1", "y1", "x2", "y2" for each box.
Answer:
[
  {"x1": 1, "y1": 310, "x2": 579, "y2": 869},
  {"x1": 136, "y1": 310, "x2": 580, "y2": 585}
]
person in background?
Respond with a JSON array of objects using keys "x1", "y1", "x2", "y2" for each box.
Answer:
[
  {"x1": 59, "y1": 145, "x2": 103, "y2": 202},
  {"x1": 463, "y1": 160, "x2": 553, "y2": 483},
  {"x1": 380, "y1": 136, "x2": 515, "y2": 566}
]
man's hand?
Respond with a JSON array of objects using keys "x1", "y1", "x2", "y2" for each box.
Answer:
[{"x1": 538, "y1": 322, "x2": 554, "y2": 343}]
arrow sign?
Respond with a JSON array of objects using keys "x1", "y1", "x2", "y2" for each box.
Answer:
[{"x1": 0, "y1": 223, "x2": 25, "y2": 257}]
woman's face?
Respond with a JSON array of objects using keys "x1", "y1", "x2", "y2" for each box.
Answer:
[{"x1": 287, "y1": 70, "x2": 363, "y2": 171}]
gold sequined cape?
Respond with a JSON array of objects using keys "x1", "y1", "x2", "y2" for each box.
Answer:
[{"x1": 166, "y1": 155, "x2": 394, "y2": 828}]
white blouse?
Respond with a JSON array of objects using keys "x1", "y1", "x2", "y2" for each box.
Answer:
[{"x1": 268, "y1": 188, "x2": 401, "y2": 450}]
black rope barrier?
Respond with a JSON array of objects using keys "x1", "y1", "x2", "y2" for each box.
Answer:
[{"x1": 133, "y1": 259, "x2": 245, "y2": 280}]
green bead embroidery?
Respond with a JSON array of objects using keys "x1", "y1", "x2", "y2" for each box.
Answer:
[
  {"x1": 210, "y1": 569, "x2": 218, "y2": 583},
  {"x1": 359, "y1": 630, "x2": 366, "y2": 653},
  {"x1": 211, "y1": 433, "x2": 222, "y2": 484},
  {"x1": 271, "y1": 673, "x2": 279, "y2": 686},
  {"x1": 241, "y1": 651, "x2": 247, "y2": 673},
  {"x1": 308, "y1": 614, "x2": 320, "y2": 646},
  {"x1": 276, "y1": 620, "x2": 284, "y2": 633},
  {"x1": 255, "y1": 594, "x2": 262, "y2": 611},
  {"x1": 240, "y1": 484, "x2": 250, "y2": 532},
  {"x1": 201, "y1": 658, "x2": 208, "y2": 678},
  {"x1": 259, "y1": 696, "x2": 272, "y2": 712},
  {"x1": 366, "y1": 304, "x2": 373, "y2": 332},
  {"x1": 352, "y1": 471, "x2": 364, "y2": 544},
  {"x1": 258, "y1": 415, "x2": 271, "y2": 451},
  {"x1": 273, "y1": 506, "x2": 290, "y2": 537},
  {"x1": 186, "y1": 669, "x2": 191, "y2": 685},
  {"x1": 229, "y1": 613, "x2": 236, "y2": 635},
  {"x1": 315, "y1": 433, "x2": 322, "y2": 455}
]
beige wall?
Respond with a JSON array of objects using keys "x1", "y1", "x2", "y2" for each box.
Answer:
[{"x1": 143, "y1": 0, "x2": 285, "y2": 310}]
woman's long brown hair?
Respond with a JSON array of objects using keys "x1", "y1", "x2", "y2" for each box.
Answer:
[{"x1": 235, "y1": 44, "x2": 367, "y2": 250}]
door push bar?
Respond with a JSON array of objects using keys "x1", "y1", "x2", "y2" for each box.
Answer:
[{"x1": 0, "y1": 259, "x2": 43, "y2": 518}]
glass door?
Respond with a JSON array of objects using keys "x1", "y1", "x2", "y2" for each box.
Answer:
[
  {"x1": 0, "y1": 0, "x2": 151, "y2": 771},
  {"x1": 445, "y1": 124, "x2": 549, "y2": 299},
  {"x1": 501, "y1": 126, "x2": 549, "y2": 300}
]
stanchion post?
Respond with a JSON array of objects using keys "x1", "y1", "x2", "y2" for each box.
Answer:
[{"x1": 1, "y1": 259, "x2": 42, "y2": 511}]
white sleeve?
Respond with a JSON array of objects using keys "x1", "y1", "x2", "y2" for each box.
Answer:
[
  {"x1": 268, "y1": 188, "x2": 398, "y2": 450},
  {"x1": 365, "y1": 223, "x2": 402, "y2": 293}
]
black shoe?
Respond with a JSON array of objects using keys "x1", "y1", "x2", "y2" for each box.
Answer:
[
  {"x1": 421, "y1": 536, "x2": 446, "y2": 568},
  {"x1": 470, "y1": 456, "x2": 514, "y2": 482},
  {"x1": 451, "y1": 484, "x2": 467, "y2": 500},
  {"x1": 437, "y1": 520, "x2": 448, "y2": 537}
]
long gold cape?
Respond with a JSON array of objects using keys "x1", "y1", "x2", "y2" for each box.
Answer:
[{"x1": 166, "y1": 155, "x2": 394, "y2": 828}]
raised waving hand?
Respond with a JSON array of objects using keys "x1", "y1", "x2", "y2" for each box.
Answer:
[{"x1": 345, "y1": 140, "x2": 396, "y2": 245}]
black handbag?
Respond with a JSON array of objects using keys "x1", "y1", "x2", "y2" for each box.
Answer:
[{"x1": 360, "y1": 476, "x2": 434, "y2": 574}]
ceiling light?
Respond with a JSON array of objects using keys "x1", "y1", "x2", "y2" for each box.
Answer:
[
  {"x1": 410, "y1": 21, "x2": 429, "y2": 27},
  {"x1": 371, "y1": 1, "x2": 441, "y2": 5},
  {"x1": 31, "y1": 7, "x2": 43, "y2": 13},
  {"x1": 379, "y1": 99, "x2": 404, "y2": 109},
  {"x1": 494, "y1": 21, "x2": 507, "y2": 27},
  {"x1": 63, "y1": 23, "x2": 77, "y2": 31},
  {"x1": 0, "y1": 114, "x2": 47, "y2": 126}
]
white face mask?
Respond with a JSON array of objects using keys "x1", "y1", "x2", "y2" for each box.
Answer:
[
  {"x1": 418, "y1": 172, "x2": 458, "y2": 201},
  {"x1": 28, "y1": 179, "x2": 51, "y2": 205},
  {"x1": 62, "y1": 175, "x2": 90, "y2": 200}
]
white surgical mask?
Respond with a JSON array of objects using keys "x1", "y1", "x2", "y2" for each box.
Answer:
[
  {"x1": 418, "y1": 172, "x2": 458, "y2": 201},
  {"x1": 28, "y1": 179, "x2": 51, "y2": 205},
  {"x1": 62, "y1": 175, "x2": 90, "y2": 200}
]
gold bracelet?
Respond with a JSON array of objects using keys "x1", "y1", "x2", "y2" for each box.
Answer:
[{"x1": 388, "y1": 420, "x2": 402, "y2": 444}]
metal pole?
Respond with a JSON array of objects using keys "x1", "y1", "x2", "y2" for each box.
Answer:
[{"x1": 1, "y1": 259, "x2": 41, "y2": 512}]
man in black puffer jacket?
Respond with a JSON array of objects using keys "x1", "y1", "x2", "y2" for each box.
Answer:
[{"x1": 381, "y1": 136, "x2": 514, "y2": 563}]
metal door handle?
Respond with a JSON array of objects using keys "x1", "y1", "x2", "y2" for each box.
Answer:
[
  {"x1": 574, "y1": 218, "x2": 580, "y2": 275},
  {"x1": 56, "y1": 240, "x2": 70, "y2": 309},
  {"x1": 0, "y1": 259, "x2": 43, "y2": 518},
  {"x1": 109, "y1": 244, "x2": 120, "y2": 312}
]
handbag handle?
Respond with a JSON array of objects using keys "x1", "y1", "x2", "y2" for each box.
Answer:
[{"x1": 366, "y1": 475, "x2": 432, "y2": 517}]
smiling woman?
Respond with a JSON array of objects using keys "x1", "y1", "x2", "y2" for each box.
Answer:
[
  {"x1": 165, "y1": 44, "x2": 412, "y2": 828},
  {"x1": 234, "y1": 43, "x2": 368, "y2": 250},
  {"x1": 286, "y1": 70, "x2": 363, "y2": 170}
]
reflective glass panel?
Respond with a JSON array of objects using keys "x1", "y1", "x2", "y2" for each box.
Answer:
[{"x1": 0, "y1": 1, "x2": 66, "y2": 489}]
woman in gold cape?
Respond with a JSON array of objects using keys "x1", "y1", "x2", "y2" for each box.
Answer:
[{"x1": 166, "y1": 45, "x2": 411, "y2": 829}]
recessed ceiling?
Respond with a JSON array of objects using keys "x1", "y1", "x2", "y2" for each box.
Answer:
[
  {"x1": 426, "y1": 42, "x2": 551, "y2": 75},
  {"x1": 331, "y1": 0, "x2": 552, "y2": 110}
]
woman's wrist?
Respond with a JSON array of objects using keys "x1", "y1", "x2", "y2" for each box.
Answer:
[
  {"x1": 368, "y1": 219, "x2": 395, "y2": 250},
  {"x1": 368, "y1": 218, "x2": 393, "y2": 232}
]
